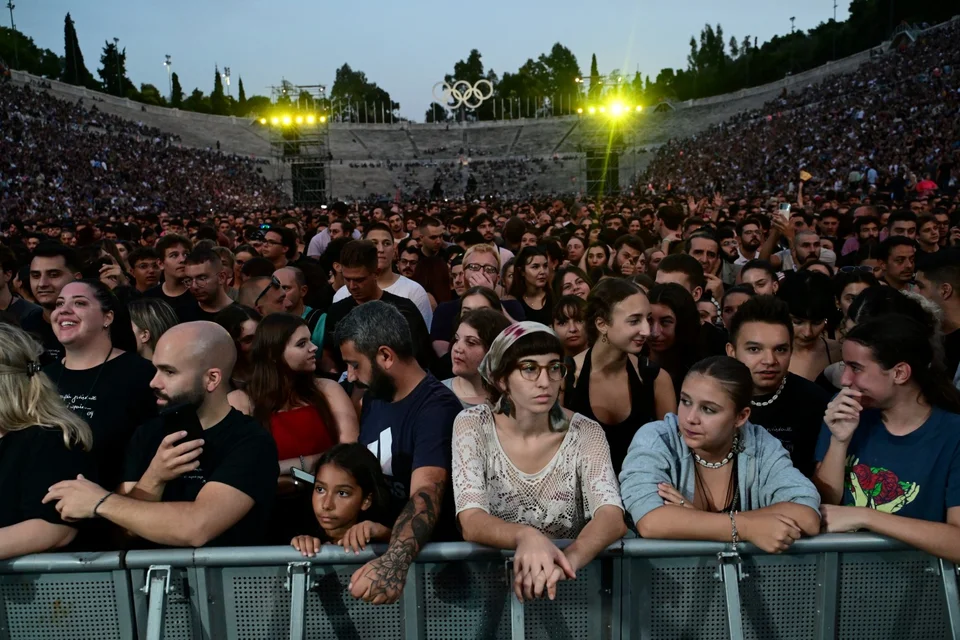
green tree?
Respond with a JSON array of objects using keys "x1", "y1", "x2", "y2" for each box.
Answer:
[
  {"x1": 211, "y1": 66, "x2": 229, "y2": 115},
  {"x1": 171, "y1": 72, "x2": 184, "y2": 108},
  {"x1": 0, "y1": 26, "x2": 62, "y2": 77},
  {"x1": 137, "y1": 83, "x2": 165, "y2": 106},
  {"x1": 425, "y1": 102, "x2": 450, "y2": 123},
  {"x1": 183, "y1": 88, "x2": 210, "y2": 113},
  {"x1": 97, "y1": 40, "x2": 135, "y2": 97},
  {"x1": 236, "y1": 77, "x2": 248, "y2": 115},
  {"x1": 245, "y1": 95, "x2": 271, "y2": 116},
  {"x1": 587, "y1": 53, "x2": 601, "y2": 102},
  {"x1": 61, "y1": 13, "x2": 96, "y2": 88},
  {"x1": 329, "y1": 63, "x2": 398, "y2": 123}
]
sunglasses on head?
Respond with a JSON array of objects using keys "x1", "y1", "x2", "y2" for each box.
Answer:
[{"x1": 254, "y1": 276, "x2": 282, "y2": 306}]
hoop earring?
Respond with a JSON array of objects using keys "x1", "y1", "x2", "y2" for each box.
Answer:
[{"x1": 600, "y1": 333, "x2": 608, "y2": 344}]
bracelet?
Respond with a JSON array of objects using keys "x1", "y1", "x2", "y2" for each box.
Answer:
[
  {"x1": 729, "y1": 510, "x2": 740, "y2": 548},
  {"x1": 299, "y1": 455, "x2": 307, "y2": 471},
  {"x1": 93, "y1": 491, "x2": 114, "y2": 518}
]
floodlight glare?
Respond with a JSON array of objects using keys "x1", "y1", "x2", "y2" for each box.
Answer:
[
  {"x1": 577, "y1": 107, "x2": 583, "y2": 114},
  {"x1": 306, "y1": 115, "x2": 316, "y2": 124},
  {"x1": 599, "y1": 106, "x2": 606, "y2": 113},
  {"x1": 319, "y1": 116, "x2": 327, "y2": 123},
  {"x1": 588, "y1": 106, "x2": 596, "y2": 114},
  {"x1": 295, "y1": 115, "x2": 304, "y2": 124},
  {"x1": 259, "y1": 118, "x2": 267, "y2": 125},
  {"x1": 282, "y1": 115, "x2": 292, "y2": 125},
  {"x1": 635, "y1": 105, "x2": 643, "y2": 112},
  {"x1": 610, "y1": 102, "x2": 624, "y2": 115},
  {"x1": 270, "y1": 116, "x2": 280, "y2": 125}
]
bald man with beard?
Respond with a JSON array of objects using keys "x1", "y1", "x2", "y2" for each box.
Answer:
[{"x1": 44, "y1": 322, "x2": 278, "y2": 548}]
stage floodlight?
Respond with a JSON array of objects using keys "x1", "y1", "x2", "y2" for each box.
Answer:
[
  {"x1": 320, "y1": 116, "x2": 327, "y2": 123},
  {"x1": 259, "y1": 118, "x2": 267, "y2": 125},
  {"x1": 270, "y1": 116, "x2": 280, "y2": 125},
  {"x1": 295, "y1": 115, "x2": 304, "y2": 124},
  {"x1": 588, "y1": 106, "x2": 596, "y2": 114},
  {"x1": 636, "y1": 105, "x2": 643, "y2": 112},
  {"x1": 576, "y1": 107, "x2": 583, "y2": 114},
  {"x1": 306, "y1": 115, "x2": 316, "y2": 124},
  {"x1": 610, "y1": 102, "x2": 624, "y2": 116},
  {"x1": 282, "y1": 115, "x2": 292, "y2": 125},
  {"x1": 599, "y1": 106, "x2": 606, "y2": 113}
]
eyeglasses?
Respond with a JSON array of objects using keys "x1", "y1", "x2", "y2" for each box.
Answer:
[
  {"x1": 464, "y1": 264, "x2": 499, "y2": 275},
  {"x1": 516, "y1": 361, "x2": 567, "y2": 382},
  {"x1": 838, "y1": 266, "x2": 874, "y2": 273},
  {"x1": 254, "y1": 276, "x2": 282, "y2": 306},
  {"x1": 181, "y1": 275, "x2": 210, "y2": 287}
]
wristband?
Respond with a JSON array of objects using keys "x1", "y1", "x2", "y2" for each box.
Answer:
[
  {"x1": 93, "y1": 491, "x2": 114, "y2": 518},
  {"x1": 729, "y1": 511, "x2": 740, "y2": 549}
]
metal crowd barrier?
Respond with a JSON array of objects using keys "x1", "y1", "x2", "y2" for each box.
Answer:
[{"x1": 0, "y1": 534, "x2": 958, "y2": 640}]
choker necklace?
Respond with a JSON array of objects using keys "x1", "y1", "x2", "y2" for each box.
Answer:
[
  {"x1": 692, "y1": 432, "x2": 741, "y2": 469},
  {"x1": 751, "y1": 375, "x2": 787, "y2": 407}
]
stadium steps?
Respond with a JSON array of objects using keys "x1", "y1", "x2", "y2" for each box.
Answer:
[
  {"x1": 404, "y1": 129, "x2": 421, "y2": 157},
  {"x1": 552, "y1": 120, "x2": 580, "y2": 154},
  {"x1": 507, "y1": 126, "x2": 523, "y2": 155},
  {"x1": 349, "y1": 130, "x2": 374, "y2": 159}
]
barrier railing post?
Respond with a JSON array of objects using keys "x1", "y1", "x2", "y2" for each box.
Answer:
[
  {"x1": 402, "y1": 562, "x2": 425, "y2": 639},
  {"x1": 716, "y1": 551, "x2": 745, "y2": 640},
  {"x1": 815, "y1": 552, "x2": 839, "y2": 639},
  {"x1": 508, "y1": 559, "x2": 525, "y2": 640},
  {"x1": 285, "y1": 562, "x2": 313, "y2": 640},
  {"x1": 141, "y1": 565, "x2": 172, "y2": 640},
  {"x1": 939, "y1": 560, "x2": 960, "y2": 640}
]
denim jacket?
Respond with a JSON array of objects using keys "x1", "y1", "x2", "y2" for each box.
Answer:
[{"x1": 618, "y1": 413, "x2": 821, "y2": 526}]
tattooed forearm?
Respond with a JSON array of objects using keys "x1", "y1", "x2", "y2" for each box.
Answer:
[{"x1": 389, "y1": 480, "x2": 443, "y2": 550}]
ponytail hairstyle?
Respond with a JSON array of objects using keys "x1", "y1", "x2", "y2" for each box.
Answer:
[
  {"x1": 75, "y1": 279, "x2": 138, "y2": 353},
  {"x1": 686, "y1": 355, "x2": 754, "y2": 414},
  {"x1": 845, "y1": 314, "x2": 960, "y2": 414},
  {"x1": 0, "y1": 324, "x2": 92, "y2": 450}
]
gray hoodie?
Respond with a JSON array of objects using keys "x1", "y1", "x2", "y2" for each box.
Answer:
[{"x1": 618, "y1": 413, "x2": 820, "y2": 527}]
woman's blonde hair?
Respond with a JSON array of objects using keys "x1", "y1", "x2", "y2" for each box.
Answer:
[{"x1": 0, "y1": 324, "x2": 92, "y2": 450}]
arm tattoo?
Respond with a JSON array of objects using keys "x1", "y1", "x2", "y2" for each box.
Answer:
[{"x1": 361, "y1": 480, "x2": 444, "y2": 596}]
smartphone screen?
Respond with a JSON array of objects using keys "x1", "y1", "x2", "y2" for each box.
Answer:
[
  {"x1": 290, "y1": 467, "x2": 315, "y2": 484},
  {"x1": 160, "y1": 403, "x2": 204, "y2": 444},
  {"x1": 778, "y1": 203, "x2": 791, "y2": 223}
]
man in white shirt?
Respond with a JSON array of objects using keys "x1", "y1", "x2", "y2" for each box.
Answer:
[
  {"x1": 306, "y1": 218, "x2": 362, "y2": 258},
  {"x1": 330, "y1": 223, "x2": 433, "y2": 329}
]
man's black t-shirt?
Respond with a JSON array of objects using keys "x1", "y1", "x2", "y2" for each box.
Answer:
[
  {"x1": 44, "y1": 351, "x2": 158, "y2": 490},
  {"x1": 945, "y1": 329, "x2": 960, "y2": 380},
  {"x1": 0, "y1": 425, "x2": 95, "y2": 530},
  {"x1": 430, "y1": 298, "x2": 526, "y2": 343},
  {"x1": 122, "y1": 408, "x2": 278, "y2": 547},
  {"x1": 749, "y1": 372, "x2": 829, "y2": 478},
  {"x1": 324, "y1": 291, "x2": 434, "y2": 371},
  {"x1": 196, "y1": 302, "x2": 238, "y2": 323},
  {"x1": 20, "y1": 308, "x2": 64, "y2": 365},
  {"x1": 144, "y1": 284, "x2": 200, "y2": 323}
]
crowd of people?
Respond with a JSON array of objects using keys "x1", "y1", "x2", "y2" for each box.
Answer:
[{"x1": 0, "y1": 18, "x2": 959, "y2": 608}]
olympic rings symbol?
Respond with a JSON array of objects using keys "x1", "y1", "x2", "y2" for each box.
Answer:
[{"x1": 433, "y1": 79, "x2": 494, "y2": 110}]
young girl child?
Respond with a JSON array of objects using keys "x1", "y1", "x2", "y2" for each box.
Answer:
[{"x1": 291, "y1": 443, "x2": 392, "y2": 556}]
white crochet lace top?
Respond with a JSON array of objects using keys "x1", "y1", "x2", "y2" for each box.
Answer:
[{"x1": 452, "y1": 403, "x2": 624, "y2": 539}]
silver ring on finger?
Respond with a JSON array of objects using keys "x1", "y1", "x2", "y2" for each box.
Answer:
[{"x1": 679, "y1": 499, "x2": 685, "y2": 505}]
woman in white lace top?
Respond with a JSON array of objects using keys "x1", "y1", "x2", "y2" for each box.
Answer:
[{"x1": 452, "y1": 322, "x2": 625, "y2": 603}]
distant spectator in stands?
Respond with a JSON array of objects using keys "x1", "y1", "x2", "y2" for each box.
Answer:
[
  {"x1": 127, "y1": 248, "x2": 161, "y2": 294},
  {"x1": 290, "y1": 443, "x2": 392, "y2": 556},
  {"x1": 0, "y1": 324, "x2": 94, "y2": 560},
  {"x1": 45, "y1": 280, "x2": 156, "y2": 490},
  {"x1": 44, "y1": 322, "x2": 279, "y2": 547},
  {"x1": 238, "y1": 275, "x2": 287, "y2": 316},
  {"x1": 413, "y1": 216, "x2": 452, "y2": 304},
  {"x1": 331, "y1": 223, "x2": 432, "y2": 329},
  {"x1": 145, "y1": 235, "x2": 200, "y2": 323},
  {"x1": 21, "y1": 243, "x2": 83, "y2": 363},
  {"x1": 879, "y1": 237, "x2": 917, "y2": 291},
  {"x1": 334, "y1": 301, "x2": 462, "y2": 604},
  {"x1": 184, "y1": 248, "x2": 235, "y2": 321},
  {"x1": 620, "y1": 356, "x2": 820, "y2": 552},
  {"x1": 443, "y1": 308, "x2": 511, "y2": 408},
  {"x1": 815, "y1": 315, "x2": 960, "y2": 562},
  {"x1": 128, "y1": 298, "x2": 179, "y2": 360},
  {"x1": 454, "y1": 322, "x2": 625, "y2": 602}
]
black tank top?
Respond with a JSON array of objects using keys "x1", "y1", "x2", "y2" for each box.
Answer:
[{"x1": 565, "y1": 349, "x2": 660, "y2": 475}]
